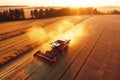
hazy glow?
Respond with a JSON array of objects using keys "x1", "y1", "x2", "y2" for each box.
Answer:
[
  {"x1": 0, "y1": 0, "x2": 120, "y2": 7},
  {"x1": 54, "y1": 24, "x2": 84, "y2": 46},
  {"x1": 27, "y1": 18, "x2": 85, "y2": 52},
  {"x1": 27, "y1": 26, "x2": 49, "y2": 43}
]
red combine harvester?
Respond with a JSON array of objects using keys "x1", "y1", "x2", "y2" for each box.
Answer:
[{"x1": 33, "y1": 39, "x2": 71, "y2": 64}]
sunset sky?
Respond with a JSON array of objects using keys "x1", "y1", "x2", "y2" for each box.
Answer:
[{"x1": 0, "y1": 0, "x2": 120, "y2": 7}]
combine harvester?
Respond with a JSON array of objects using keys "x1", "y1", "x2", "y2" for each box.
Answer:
[{"x1": 33, "y1": 39, "x2": 71, "y2": 64}]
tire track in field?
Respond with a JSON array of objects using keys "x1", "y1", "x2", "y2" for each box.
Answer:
[
  {"x1": 0, "y1": 15, "x2": 92, "y2": 78},
  {"x1": 0, "y1": 17, "x2": 63, "y2": 41}
]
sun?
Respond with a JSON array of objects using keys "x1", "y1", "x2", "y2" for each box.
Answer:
[
  {"x1": 68, "y1": 0, "x2": 82, "y2": 8},
  {"x1": 28, "y1": 0, "x2": 91, "y2": 7},
  {"x1": 58, "y1": 0, "x2": 91, "y2": 8}
]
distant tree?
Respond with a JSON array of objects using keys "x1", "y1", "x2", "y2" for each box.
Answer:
[
  {"x1": 0, "y1": 11, "x2": 3, "y2": 21},
  {"x1": 9, "y1": 9, "x2": 14, "y2": 20},
  {"x1": 39, "y1": 9, "x2": 44, "y2": 18},
  {"x1": 20, "y1": 8, "x2": 25, "y2": 19},
  {"x1": 111, "y1": 10, "x2": 120, "y2": 14},
  {"x1": 33, "y1": 9, "x2": 39, "y2": 18},
  {"x1": 30, "y1": 10, "x2": 34, "y2": 18}
]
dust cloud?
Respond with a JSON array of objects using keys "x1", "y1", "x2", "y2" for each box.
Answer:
[
  {"x1": 27, "y1": 26, "x2": 49, "y2": 43},
  {"x1": 27, "y1": 20, "x2": 85, "y2": 51}
]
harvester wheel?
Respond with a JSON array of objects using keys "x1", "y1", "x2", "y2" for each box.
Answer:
[
  {"x1": 53, "y1": 56, "x2": 58, "y2": 62},
  {"x1": 33, "y1": 54, "x2": 36, "y2": 57}
]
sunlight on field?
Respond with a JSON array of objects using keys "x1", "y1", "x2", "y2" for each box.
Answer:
[
  {"x1": 27, "y1": 19, "x2": 85, "y2": 52},
  {"x1": 48, "y1": 20, "x2": 85, "y2": 47},
  {"x1": 53, "y1": 24, "x2": 84, "y2": 46},
  {"x1": 48, "y1": 20, "x2": 74, "y2": 38}
]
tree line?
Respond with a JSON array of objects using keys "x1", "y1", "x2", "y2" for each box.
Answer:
[
  {"x1": 0, "y1": 7, "x2": 120, "y2": 22},
  {"x1": 0, "y1": 8, "x2": 25, "y2": 22},
  {"x1": 30, "y1": 7, "x2": 100, "y2": 19},
  {"x1": 110, "y1": 10, "x2": 120, "y2": 14}
]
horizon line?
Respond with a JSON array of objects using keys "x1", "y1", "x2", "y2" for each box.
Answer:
[{"x1": 0, "y1": 5, "x2": 120, "y2": 8}]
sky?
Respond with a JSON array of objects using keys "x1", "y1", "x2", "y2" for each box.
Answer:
[{"x1": 0, "y1": 0, "x2": 120, "y2": 7}]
